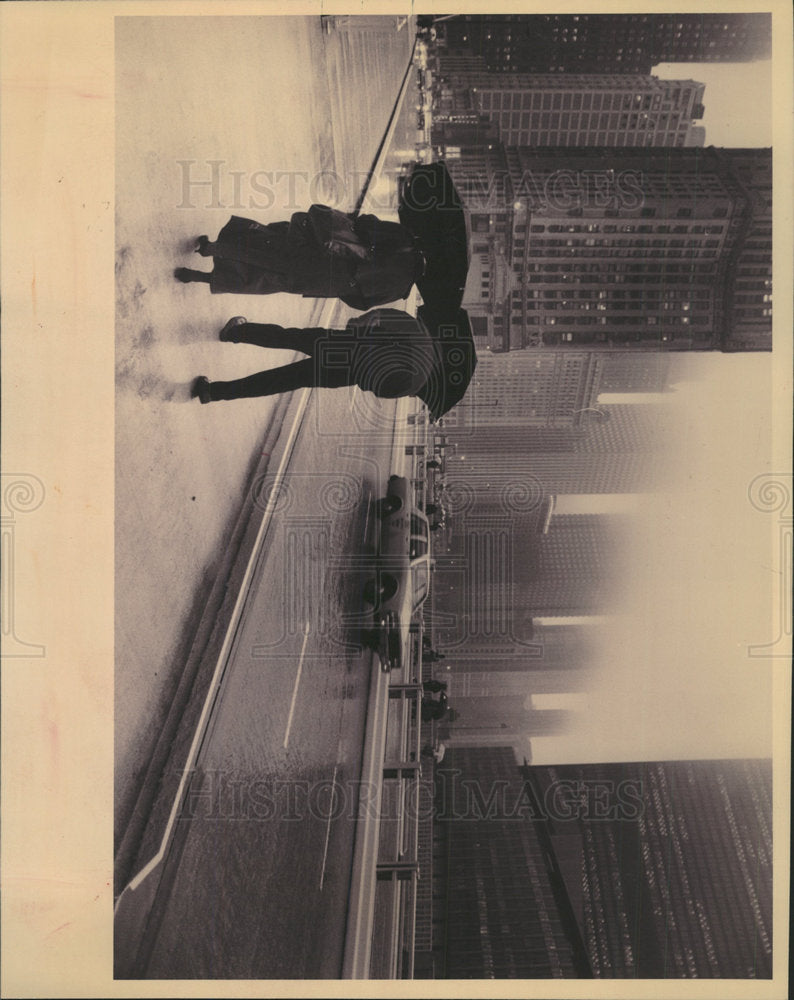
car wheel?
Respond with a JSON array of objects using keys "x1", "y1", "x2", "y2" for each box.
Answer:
[
  {"x1": 363, "y1": 573, "x2": 399, "y2": 608},
  {"x1": 376, "y1": 494, "x2": 402, "y2": 518}
]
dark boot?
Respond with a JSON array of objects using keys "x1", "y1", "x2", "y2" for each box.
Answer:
[
  {"x1": 218, "y1": 316, "x2": 248, "y2": 342},
  {"x1": 175, "y1": 267, "x2": 211, "y2": 284},
  {"x1": 191, "y1": 376, "x2": 212, "y2": 404},
  {"x1": 195, "y1": 235, "x2": 218, "y2": 257}
]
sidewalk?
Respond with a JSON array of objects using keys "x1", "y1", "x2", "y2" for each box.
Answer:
[{"x1": 114, "y1": 16, "x2": 416, "y2": 856}]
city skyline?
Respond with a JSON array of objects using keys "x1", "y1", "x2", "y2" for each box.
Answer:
[
  {"x1": 419, "y1": 14, "x2": 778, "y2": 773},
  {"x1": 433, "y1": 351, "x2": 776, "y2": 766}
]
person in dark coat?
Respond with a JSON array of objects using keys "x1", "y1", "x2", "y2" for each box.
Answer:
[
  {"x1": 191, "y1": 307, "x2": 439, "y2": 404},
  {"x1": 174, "y1": 209, "x2": 425, "y2": 311}
]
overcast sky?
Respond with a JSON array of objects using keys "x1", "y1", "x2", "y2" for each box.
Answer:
[{"x1": 654, "y1": 60, "x2": 773, "y2": 147}]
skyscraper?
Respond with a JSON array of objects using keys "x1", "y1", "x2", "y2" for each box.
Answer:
[
  {"x1": 435, "y1": 13, "x2": 771, "y2": 75},
  {"x1": 423, "y1": 750, "x2": 774, "y2": 979},
  {"x1": 527, "y1": 758, "x2": 774, "y2": 978},
  {"x1": 451, "y1": 144, "x2": 772, "y2": 352},
  {"x1": 425, "y1": 745, "x2": 592, "y2": 978},
  {"x1": 463, "y1": 73, "x2": 705, "y2": 148}
]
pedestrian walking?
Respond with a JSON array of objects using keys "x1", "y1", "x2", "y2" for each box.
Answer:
[
  {"x1": 175, "y1": 207, "x2": 425, "y2": 311},
  {"x1": 190, "y1": 308, "x2": 440, "y2": 404}
]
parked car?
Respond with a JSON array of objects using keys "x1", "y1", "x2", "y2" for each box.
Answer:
[{"x1": 365, "y1": 475, "x2": 431, "y2": 673}]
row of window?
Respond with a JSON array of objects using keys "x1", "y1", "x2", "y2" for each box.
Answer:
[
  {"x1": 526, "y1": 262, "x2": 717, "y2": 276},
  {"x1": 527, "y1": 247, "x2": 720, "y2": 259},
  {"x1": 495, "y1": 110, "x2": 686, "y2": 131},
  {"x1": 527, "y1": 238, "x2": 721, "y2": 249},
  {"x1": 503, "y1": 130, "x2": 690, "y2": 148},
  {"x1": 517, "y1": 302, "x2": 709, "y2": 317},
  {"x1": 521, "y1": 288, "x2": 709, "y2": 301},
  {"x1": 479, "y1": 89, "x2": 667, "y2": 112},
  {"x1": 527, "y1": 224, "x2": 724, "y2": 235},
  {"x1": 519, "y1": 318, "x2": 713, "y2": 332}
]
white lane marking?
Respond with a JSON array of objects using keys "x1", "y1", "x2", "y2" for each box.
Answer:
[
  {"x1": 118, "y1": 388, "x2": 312, "y2": 904},
  {"x1": 283, "y1": 621, "x2": 312, "y2": 749},
  {"x1": 318, "y1": 761, "x2": 340, "y2": 890}
]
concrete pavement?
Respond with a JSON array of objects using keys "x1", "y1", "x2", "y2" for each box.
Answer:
[{"x1": 114, "y1": 17, "x2": 425, "y2": 979}]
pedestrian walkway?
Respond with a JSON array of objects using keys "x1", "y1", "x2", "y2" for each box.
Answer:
[{"x1": 115, "y1": 16, "x2": 415, "y2": 858}]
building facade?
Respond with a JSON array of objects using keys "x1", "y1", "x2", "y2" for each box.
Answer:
[
  {"x1": 422, "y1": 750, "x2": 773, "y2": 979},
  {"x1": 527, "y1": 758, "x2": 774, "y2": 978},
  {"x1": 424, "y1": 745, "x2": 592, "y2": 977},
  {"x1": 467, "y1": 73, "x2": 705, "y2": 148},
  {"x1": 447, "y1": 144, "x2": 772, "y2": 352},
  {"x1": 435, "y1": 13, "x2": 771, "y2": 75}
]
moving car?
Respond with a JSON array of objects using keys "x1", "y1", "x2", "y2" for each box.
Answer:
[{"x1": 365, "y1": 475, "x2": 431, "y2": 673}]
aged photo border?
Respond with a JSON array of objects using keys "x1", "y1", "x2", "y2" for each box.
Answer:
[{"x1": 1, "y1": 0, "x2": 791, "y2": 996}]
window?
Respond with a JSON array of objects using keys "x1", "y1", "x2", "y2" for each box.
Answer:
[
  {"x1": 413, "y1": 565, "x2": 429, "y2": 604},
  {"x1": 410, "y1": 514, "x2": 425, "y2": 539}
]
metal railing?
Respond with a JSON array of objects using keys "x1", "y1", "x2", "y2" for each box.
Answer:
[{"x1": 367, "y1": 403, "x2": 451, "y2": 978}]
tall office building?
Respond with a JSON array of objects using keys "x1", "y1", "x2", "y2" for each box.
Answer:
[
  {"x1": 520, "y1": 512, "x2": 628, "y2": 616},
  {"x1": 423, "y1": 745, "x2": 592, "y2": 978},
  {"x1": 500, "y1": 145, "x2": 772, "y2": 352},
  {"x1": 720, "y1": 148, "x2": 773, "y2": 351},
  {"x1": 447, "y1": 144, "x2": 773, "y2": 352},
  {"x1": 466, "y1": 73, "x2": 705, "y2": 148},
  {"x1": 459, "y1": 349, "x2": 603, "y2": 426},
  {"x1": 435, "y1": 13, "x2": 771, "y2": 75},
  {"x1": 423, "y1": 751, "x2": 773, "y2": 979},
  {"x1": 526, "y1": 758, "x2": 774, "y2": 978},
  {"x1": 441, "y1": 402, "x2": 666, "y2": 498},
  {"x1": 432, "y1": 502, "x2": 627, "y2": 660}
]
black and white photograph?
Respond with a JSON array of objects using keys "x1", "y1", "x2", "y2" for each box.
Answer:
[{"x1": 1, "y1": 3, "x2": 792, "y2": 996}]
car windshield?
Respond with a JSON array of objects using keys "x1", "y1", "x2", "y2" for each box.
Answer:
[{"x1": 410, "y1": 513, "x2": 427, "y2": 539}]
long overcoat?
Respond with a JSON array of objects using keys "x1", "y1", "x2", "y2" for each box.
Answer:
[{"x1": 206, "y1": 212, "x2": 422, "y2": 310}]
